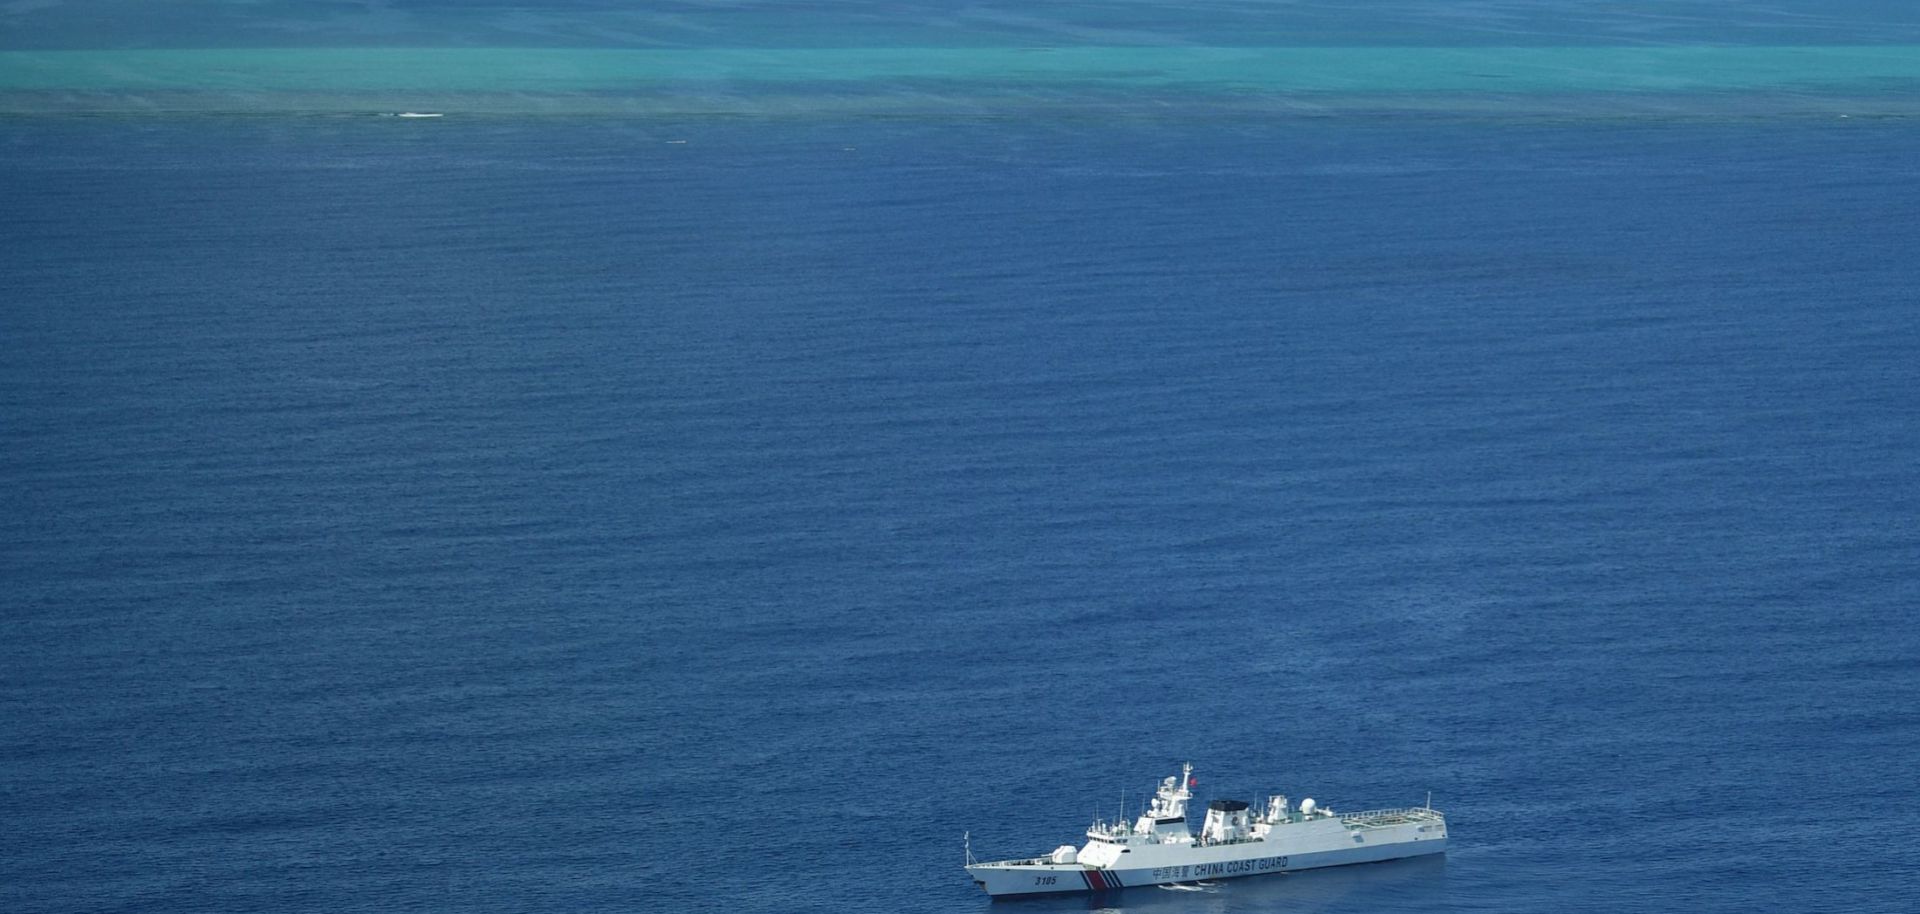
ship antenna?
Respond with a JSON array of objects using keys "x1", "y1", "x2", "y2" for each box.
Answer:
[
  {"x1": 964, "y1": 831, "x2": 974, "y2": 866},
  {"x1": 1425, "y1": 791, "x2": 1432, "y2": 811}
]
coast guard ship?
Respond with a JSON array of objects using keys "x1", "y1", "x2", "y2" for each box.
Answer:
[{"x1": 964, "y1": 764, "x2": 1446, "y2": 897}]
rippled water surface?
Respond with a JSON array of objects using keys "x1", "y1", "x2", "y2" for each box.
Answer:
[
  {"x1": 4, "y1": 4, "x2": 1919, "y2": 914},
  {"x1": 6, "y1": 2, "x2": 1920, "y2": 114}
]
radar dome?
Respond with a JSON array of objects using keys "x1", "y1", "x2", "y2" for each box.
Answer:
[{"x1": 1300, "y1": 798, "x2": 1316, "y2": 816}]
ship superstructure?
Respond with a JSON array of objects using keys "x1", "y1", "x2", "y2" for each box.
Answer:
[{"x1": 964, "y1": 764, "x2": 1446, "y2": 897}]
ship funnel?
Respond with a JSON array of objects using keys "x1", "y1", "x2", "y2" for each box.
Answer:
[{"x1": 1201, "y1": 799, "x2": 1252, "y2": 843}]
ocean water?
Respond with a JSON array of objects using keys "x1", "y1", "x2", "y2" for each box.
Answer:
[
  {"x1": 7, "y1": 0, "x2": 1920, "y2": 50},
  {"x1": 11, "y1": 46, "x2": 1920, "y2": 96},
  {"x1": 8, "y1": 1, "x2": 1920, "y2": 116},
  {"x1": 5, "y1": 4, "x2": 1920, "y2": 914},
  {"x1": 7, "y1": 113, "x2": 1919, "y2": 914}
]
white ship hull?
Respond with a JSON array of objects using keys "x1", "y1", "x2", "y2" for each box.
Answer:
[
  {"x1": 965, "y1": 765, "x2": 1447, "y2": 898},
  {"x1": 968, "y1": 820, "x2": 1445, "y2": 897}
]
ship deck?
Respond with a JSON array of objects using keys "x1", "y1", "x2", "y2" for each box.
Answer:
[{"x1": 1339, "y1": 807, "x2": 1446, "y2": 829}]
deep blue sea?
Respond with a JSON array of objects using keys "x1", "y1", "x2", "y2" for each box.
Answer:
[
  {"x1": 5, "y1": 5, "x2": 1920, "y2": 913},
  {"x1": 7, "y1": 114, "x2": 1918, "y2": 914}
]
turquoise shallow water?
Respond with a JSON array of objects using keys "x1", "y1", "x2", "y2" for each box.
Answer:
[
  {"x1": 7, "y1": 46, "x2": 1920, "y2": 115},
  {"x1": 6, "y1": 6, "x2": 1920, "y2": 914},
  {"x1": 8, "y1": 0, "x2": 1920, "y2": 52}
]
